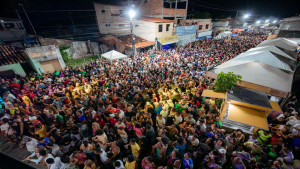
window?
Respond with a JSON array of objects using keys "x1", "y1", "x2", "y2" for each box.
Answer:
[
  {"x1": 105, "y1": 24, "x2": 110, "y2": 27},
  {"x1": 135, "y1": 25, "x2": 139, "y2": 28},
  {"x1": 119, "y1": 10, "x2": 124, "y2": 15},
  {"x1": 199, "y1": 25, "x2": 203, "y2": 30},
  {"x1": 101, "y1": 10, "x2": 105, "y2": 13},
  {"x1": 111, "y1": 13, "x2": 120, "y2": 16},
  {"x1": 166, "y1": 24, "x2": 170, "y2": 31},
  {"x1": 119, "y1": 24, "x2": 125, "y2": 27},
  {"x1": 158, "y1": 24, "x2": 163, "y2": 32},
  {"x1": 205, "y1": 24, "x2": 209, "y2": 29},
  {"x1": 4, "y1": 23, "x2": 15, "y2": 29}
]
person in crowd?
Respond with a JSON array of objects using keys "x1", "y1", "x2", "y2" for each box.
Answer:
[{"x1": 1, "y1": 32, "x2": 300, "y2": 169}]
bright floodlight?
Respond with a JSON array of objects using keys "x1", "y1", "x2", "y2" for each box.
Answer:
[
  {"x1": 243, "y1": 13, "x2": 251, "y2": 19},
  {"x1": 272, "y1": 20, "x2": 277, "y2": 23},
  {"x1": 0, "y1": 20, "x2": 3, "y2": 23},
  {"x1": 265, "y1": 19, "x2": 270, "y2": 23},
  {"x1": 256, "y1": 20, "x2": 261, "y2": 24},
  {"x1": 129, "y1": 9, "x2": 136, "y2": 19}
]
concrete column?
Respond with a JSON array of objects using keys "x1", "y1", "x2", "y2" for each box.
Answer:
[
  {"x1": 170, "y1": 2, "x2": 172, "y2": 8},
  {"x1": 175, "y1": 0, "x2": 178, "y2": 22},
  {"x1": 161, "y1": 0, "x2": 164, "y2": 19},
  {"x1": 185, "y1": 0, "x2": 188, "y2": 21}
]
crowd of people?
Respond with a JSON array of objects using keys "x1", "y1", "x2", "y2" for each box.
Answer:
[{"x1": 0, "y1": 32, "x2": 300, "y2": 169}]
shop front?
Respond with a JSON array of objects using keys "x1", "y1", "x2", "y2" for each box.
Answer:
[{"x1": 157, "y1": 35, "x2": 178, "y2": 50}]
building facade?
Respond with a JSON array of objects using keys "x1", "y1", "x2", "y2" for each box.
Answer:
[
  {"x1": 0, "y1": 17, "x2": 26, "y2": 42},
  {"x1": 26, "y1": 45, "x2": 66, "y2": 74}
]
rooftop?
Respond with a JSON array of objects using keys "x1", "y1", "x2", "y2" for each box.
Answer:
[
  {"x1": 0, "y1": 17, "x2": 22, "y2": 22},
  {"x1": 227, "y1": 86, "x2": 272, "y2": 109},
  {"x1": 0, "y1": 45, "x2": 27, "y2": 66},
  {"x1": 139, "y1": 17, "x2": 174, "y2": 23}
]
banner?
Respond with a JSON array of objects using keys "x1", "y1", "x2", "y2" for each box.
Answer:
[
  {"x1": 176, "y1": 25, "x2": 197, "y2": 35},
  {"x1": 160, "y1": 35, "x2": 178, "y2": 44}
]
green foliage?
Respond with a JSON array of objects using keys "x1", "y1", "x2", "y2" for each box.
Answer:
[
  {"x1": 59, "y1": 45, "x2": 71, "y2": 63},
  {"x1": 213, "y1": 72, "x2": 242, "y2": 92}
]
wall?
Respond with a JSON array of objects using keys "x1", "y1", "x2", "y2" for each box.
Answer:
[
  {"x1": 155, "y1": 22, "x2": 174, "y2": 39},
  {"x1": 0, "y1": 63, "x2": 26, "y2": 76},
  {"x1": 178, "y1": 33, "x2": 196, "y2": 46},
  {"x1": 25, "y1": 45, "x2": 66, "y2": 74},
  {"x1": 0, "y1": 19, "x2": 26, "y2": 42},
  {"x1": 39, "y1": 37, "x2": 100, "y2": 59},
  {"x1": 94, "y1": 3, "x2": 131, "y2": 35},
  {"x1": 133, "y1": 20, "x2": 156, "y2": 42}
]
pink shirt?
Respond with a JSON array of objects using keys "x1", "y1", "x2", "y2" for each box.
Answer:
[{"x1": 133, "y1": 126, "x2": 143, "y2": 136}]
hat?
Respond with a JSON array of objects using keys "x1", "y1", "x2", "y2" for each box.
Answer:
[
  {"x1": 291, "y1": 111, "x2": 298, "y2": 115},
  {"x1": 109, "y1": 114, "x2": 115, "y2": 117}
]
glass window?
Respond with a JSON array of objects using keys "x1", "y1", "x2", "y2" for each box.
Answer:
[
  {"x1": 166, "y1": 24, "x2": 170, "y2": 31},
  {"x1": 158, "y1": 24, "x2": 163, "y2": 32},
  {"x1": 135, "y1": 25, "x2": 139, "y2": 28},
  {"x1": 119, "y1": 24, "x2": 125, "y2": 27},
  {"x1": 101, "y1": 10, "x2": 105, "y2": 13},
  {"x1": 105, "y1": 24, "x2": 110, "y2": 27},
  {"x1": 205, "y1": 24, "x2": 209, "y2": 29},
  {"x1": 199, "y1": 25, "x2": 203, "y2": 30}
]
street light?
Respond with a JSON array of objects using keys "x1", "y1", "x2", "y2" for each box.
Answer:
[
  {"x1": 256, "y1": 20, "x2": 261, "y2": 24},
  {"x1": 243, "y1": 13, "x2": 251, "y2": 19},
  {"x1": 129, "y1": 9, "x2": 136, "y2": 58},
  {"x1": 129, "y1": 9, "x2": 136, "y2": 20},
  {"x1": 265, "y1": 19, "x2": 270, "y2": 23},
  {"x1": 0, "y1": 20, "x2": 4, "y2": 23},
  {"x1": 272, "y1": 20, "x2": 277, "y2": 24}
]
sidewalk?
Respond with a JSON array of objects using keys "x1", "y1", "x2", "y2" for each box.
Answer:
[{"x1": 0, "y1": 136, "x2": 47, "y2": 169}]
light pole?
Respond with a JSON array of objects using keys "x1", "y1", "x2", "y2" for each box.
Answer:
[
  {"x1": 129, "y1": 9, "x2": 136, "y2": 58},
  {"x1": 18, "y1": 3, "x2": 37, "y2": 36}
]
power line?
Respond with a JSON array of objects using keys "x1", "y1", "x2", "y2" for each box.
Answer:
[{"x1": 189, "y1": 1, "x2": 237, "y2": 12}]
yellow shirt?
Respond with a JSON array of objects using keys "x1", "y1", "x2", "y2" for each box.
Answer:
[
  {"x1": 35, "y1": 125, "x2": 47, "y2": 138},
  {"x1": 130, "y1": 143, "x2": 140, "y2": 156},
  {"x1": 125, "y1": 161, "x2": 136, "y2": 169}
]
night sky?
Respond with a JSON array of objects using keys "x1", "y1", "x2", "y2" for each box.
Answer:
[{"x1": 0, "y1": 0, "x2": 299, "y2": 37}]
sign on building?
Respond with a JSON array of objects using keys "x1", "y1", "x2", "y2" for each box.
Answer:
[
  {"x1": 160, "y1": 35, "x2": 178, "y2": 44},
  {"x1": 176, "y1": 25, "x2": 197, "y2": 35}
]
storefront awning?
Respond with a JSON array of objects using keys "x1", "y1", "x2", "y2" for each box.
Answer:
[
  {"x1": 159, "y1": 35, "x2": 178, "y2": 45},
  {"x1": 227, "y1": 104, "x2": 269, "y2": 130},
  {"x1": 202, "y1": 90, "x2": 225, "y2": 99},
  {"x1": 125, "y1": 41, "x2": 155, "y2": 49},
  {"x1": 206, "y1": 35, "x2": 212, "y2": 39}
]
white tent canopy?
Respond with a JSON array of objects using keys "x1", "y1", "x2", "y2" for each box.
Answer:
[
  {"x1": 257, "y1": 38, "x2": 298, "y2": 51},
  {"x1": 215, "y1": 31, "x2": 232, "y2": 39},
  {"x1": 247, "y1": 45, "x2": 296, "y2": 61},
  {"x1": 229, "y1": 51, "x2": 294, "y2": 72},
  {"x1": 101, "y1": 50, "x2": 127, "y2": 61},
  {"x1": 213, "y1": 61, "x2": 293, "y2": 93}
]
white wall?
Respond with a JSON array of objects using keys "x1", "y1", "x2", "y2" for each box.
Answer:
[
  {"x1": 178, "y1": 33, "x2": 197, "y2": 46},
  {"x1": 133, "y1": 20, "x2": 156, "y2": 42},
  {"x1": 0, "y1": 63, "x2": 26, "y2": 76}
]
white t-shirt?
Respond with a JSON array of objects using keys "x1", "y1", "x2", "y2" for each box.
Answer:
[
  {"x1": 26, "y1": 138, "x2": 38, "y2": 152},
  {"x1": 99, "y1": 149, "x2": 108, "y2": 163},
  {"x1": 49, "y1": 157, "x2": 63, "y2": 169},
  {"x1": 0, "y1": 123, "x2": 9, "y2": 132}
]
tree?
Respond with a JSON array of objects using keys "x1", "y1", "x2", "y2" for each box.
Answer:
[{"x1": 213, "y1": 72, "x2": 242, "y2": 92}]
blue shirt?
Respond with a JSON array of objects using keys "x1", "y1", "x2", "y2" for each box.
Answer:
[
  {"x1": 37, "y1": 137, "x2": 50, "y2": 147},
  {"x1": 183, "y1": 158, "x2": 193, "y2": 169}
]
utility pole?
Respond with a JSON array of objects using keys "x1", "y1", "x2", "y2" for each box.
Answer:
[
  {"x1": 15, "y1": 9, "x2": 21, "y2": 19},
  {"x1": 18, "y1": 3, "x2": 37, "y2": 35},
  {"x1": 69, "y1": 12, "x2": 77, "y2": 32}
]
